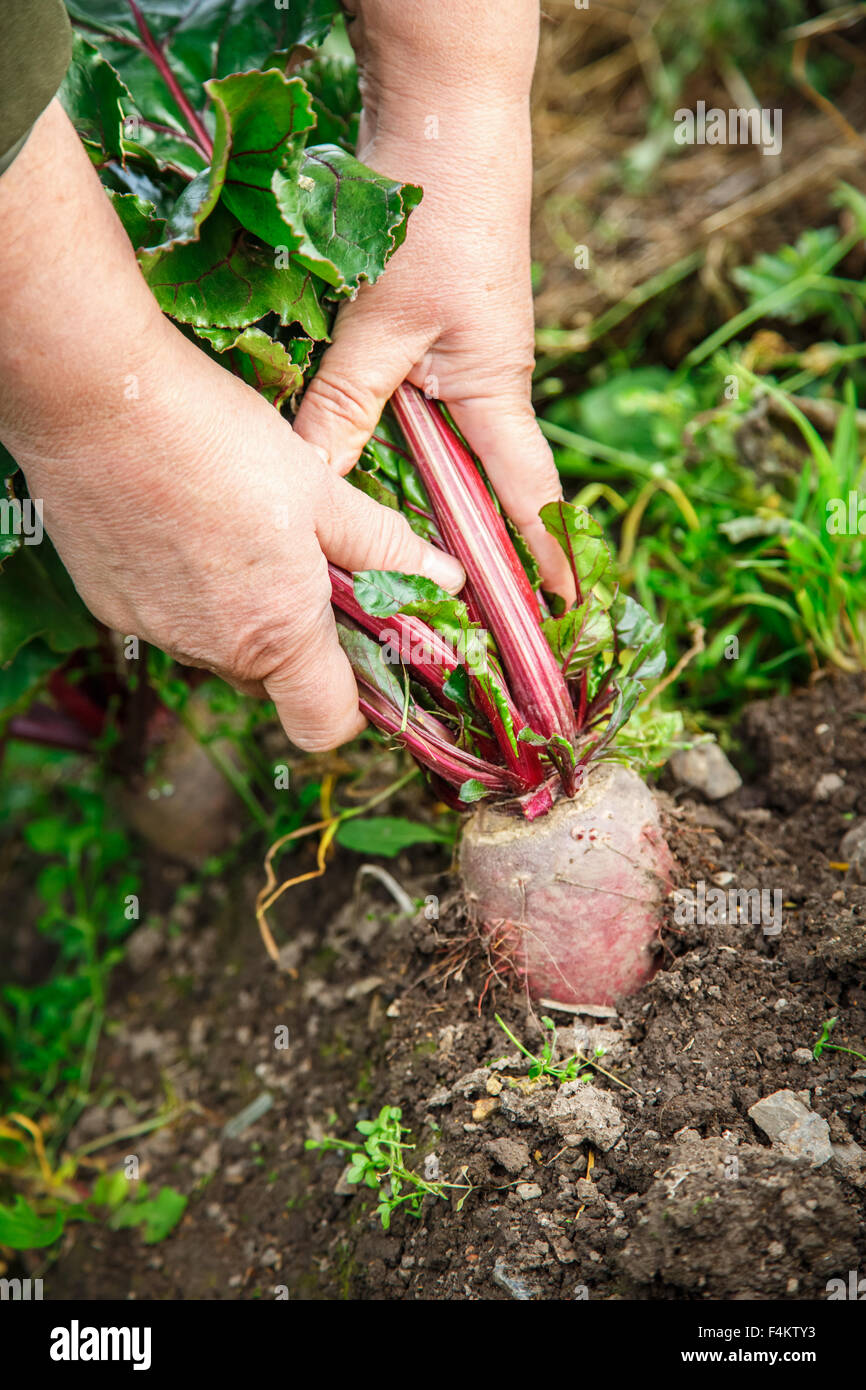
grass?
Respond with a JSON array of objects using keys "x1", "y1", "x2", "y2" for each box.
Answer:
[
  {"x1": 0, "y1": 746, "x2": 141, "y2": 1134},
  {"x1": 537, "y1": 183, "x2": 866, "y2": 717}
]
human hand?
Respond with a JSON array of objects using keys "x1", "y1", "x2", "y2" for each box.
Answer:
[
  {"x1": 294, "y1": 0, "x2": 574, "y2": 601},
  {"x1": 0, "y1": 104, "x2": 463, "y2": 752}
]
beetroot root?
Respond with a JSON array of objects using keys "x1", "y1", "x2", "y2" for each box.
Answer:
[{"x1": 459, "y1": 763, "x2": 673, "y2": 1006}]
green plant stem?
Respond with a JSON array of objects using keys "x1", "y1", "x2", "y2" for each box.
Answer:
[
  {"x1": 73, "y1": 1107, "x2": 187, "y2": 1159},
  {"x1": 535, "y1": 251, "x2": 703, "y2": 360},
  {"x1": 681, "y1": 228, "x2": 861, "y2": 369}
]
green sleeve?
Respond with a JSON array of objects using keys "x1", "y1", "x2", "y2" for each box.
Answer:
[{"x1": 0, "y1": 0, "x2": 73, "y2": 175}]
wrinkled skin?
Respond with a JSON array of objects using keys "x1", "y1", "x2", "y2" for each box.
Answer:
[{"x1": 459, "y1": 764, "x2": 673, "y2": 1006}]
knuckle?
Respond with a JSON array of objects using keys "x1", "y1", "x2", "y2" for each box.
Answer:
[
  {"x1": 269, "y1": 660, "x2": 360, "y2": 754},
  {"x1": 264, "y1": 597, "x2": 335, "y2": 691},
  {"x1": 223, "y1": 624, "x2": 296, "y2": 687},
  {"x1": 303, "y1": 372, "x2": 381, "y2": 432},
  {"x1": 222, "y1": 605, "x2": 322, "y2": 688}
]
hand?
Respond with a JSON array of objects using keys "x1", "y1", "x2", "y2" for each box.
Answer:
[
  {"x1": 0, "y1": 104, "x2": 463, "y2": 752},
  {"x1": 294, "y1": 0, "x2": 574, "y2": 601}
]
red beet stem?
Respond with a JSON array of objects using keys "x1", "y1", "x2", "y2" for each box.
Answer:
[
  {"x1": 390, "y1": 385, "x2": 576, "y2": 751},
  {"x1": 329, "y1": 563, "x2": 545, "y2": 790},
  {"x1": 357, "y1": 685, "x2": 515, "y2": 794}
]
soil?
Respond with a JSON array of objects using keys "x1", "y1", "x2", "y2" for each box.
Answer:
[{"x1": 40, "y1": 672, "x2": 866, "y2": 1301}]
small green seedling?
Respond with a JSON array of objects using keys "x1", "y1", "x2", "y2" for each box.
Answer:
[
  {"x1": 813, "y1": 1017, "x2": 866, "y2": 1066},
  {"x1": 306, "y1": 1104, "x2": 471, "y2": 1231},
  {"x1": 493, "y1": 1014, "x2": 604, "y2": 1083}
]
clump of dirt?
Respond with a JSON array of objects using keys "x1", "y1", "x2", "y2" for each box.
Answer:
[{"x1": 43, "y1": 674, "x2": 866, "y2": 1301}]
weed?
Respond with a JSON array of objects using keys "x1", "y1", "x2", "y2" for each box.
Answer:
[
  {"x1": 813, "y1": 1017, "x2": 866, "y2": 1067},
  {"x1": 494, "y1": 1013, "x2": 603, "y2": 1083},
  {"x1": 0, "y1": 1130, "x2": 186, "y2": 1253},
  {"x1": 0, "y1": 760, "x2": 141, "y2": 1135},
  {"x1": 305, "y1": 1104, "x2": 471, "y2": 1230}
]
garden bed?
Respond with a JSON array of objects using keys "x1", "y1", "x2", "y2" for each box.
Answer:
[{"x1": 43, "y1": 672, "x2": 866, "y2": 1300}]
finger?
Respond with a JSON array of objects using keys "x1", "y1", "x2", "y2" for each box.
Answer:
[
  {"x1": 447, "y1": 393, "x2": 576, "y2": 605},
  {"x1": 261, "y1": 555, "x2": 367, "y2": 752},
  {"x1": 316, "y1": 467, "x2": 465, "y2": 592},
  {"x1": 293, "y1": 301, "x2": 429, "y2": 473}
]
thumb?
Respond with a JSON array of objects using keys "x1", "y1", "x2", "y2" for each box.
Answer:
[
  {"x1": 294, "y1": 304, "x2": 427, "y2": 474},
  {"x1": 448, "y1": 392, "x2": 577, "y2": 606},
  {"x1": 316, "y1": 467, "x2": 465, "y2": 593}
]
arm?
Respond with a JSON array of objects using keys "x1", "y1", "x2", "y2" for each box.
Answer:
[
  {"x1": 0, "y1": 101, "x2": 462, "y2": 751},
  {"x1": 294, "y1": 0, "x2": 574, "y2": 600}
]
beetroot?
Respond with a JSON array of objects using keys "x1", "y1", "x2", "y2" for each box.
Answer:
[
  {"x1": 331, "y1": 385, "x2": 679, "y2": 1005},
  {"x1": 459, "y1": 763, "x2": 673, "y2": 1005}
]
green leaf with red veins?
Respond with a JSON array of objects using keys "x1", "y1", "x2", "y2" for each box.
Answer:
[
  {"x1": 192, "y1": 326, "x2": 312, "y2": 407},
  {"x1": 109, "y1": 192, "x2": 167, "y2": 249},
  {"x1": 142, "y1": 205, "x2": 329, "y2": 338},
  {"x1": 542, "y1": 600, "x2": 613, "y2": 677},
  {"x1": 539, "y1": 500, "x2": 612, "y2": 597},
  {"x1": 209, "y1": 70, "x2": 316, "y2": 249},
  {"x1": 67, "y1": 0, "x2": 338, "y2": 78},
  {"x1": 352, "y1": 570, "x2": 455, "y2": 620},
  {"x1": 352, "y1": 572, "x2": 492, "y2": 681},
  {"x1": 273, "y1": 147, "x2": 422, "y2": 290},
  {"x1": 201, "y1": 70, "x2": 420, "y2": 291},
  {"x1": 352, "y1": 570, "x2": 519, "y2": 755},
  {"x1": 66, "y1": 1, "x2": 338, "y2": 175},
  {"x1": 58, "y1": 32, "x2": 128, "y2": 164}
]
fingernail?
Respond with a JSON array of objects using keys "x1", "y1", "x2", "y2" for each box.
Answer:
[
  {"x1": 309, "y1": 444, "x2": 329, "y2": 465},
  {"x1": 332, "y1": 451, "x2": 360, "y2": 475},
  {"x1": 424, "y1": 549, "x2": 465, "y2": 594}
]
